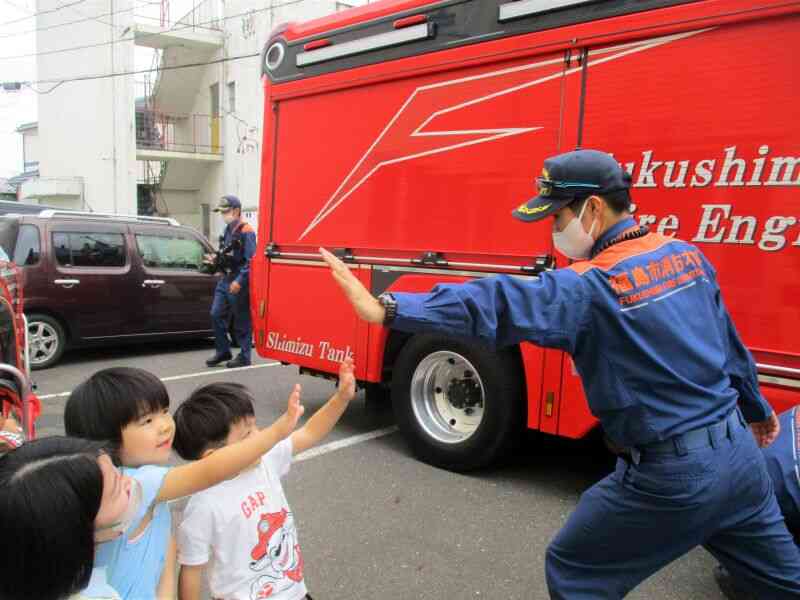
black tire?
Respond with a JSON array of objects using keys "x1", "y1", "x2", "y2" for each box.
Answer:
[
  {"x1": 27, "y1": 313, "x2": 67, "y2": 370},
  {"x1": 364, "y1": 382, "x2": 391, "y2": 412},
  {"x1": 391, "y1": 334, "x2": 524, "y2": 471}
]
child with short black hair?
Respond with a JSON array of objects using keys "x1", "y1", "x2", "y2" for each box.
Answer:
[
  {"x1": 172, "y1": 381, "x2": 256, "y2": 461},
  {"x1": 64, "y1": 367, "x2": 304, "y2": 600},
  {"x1": 173, "y1": 358, "x2": 356, "y2": 600}
]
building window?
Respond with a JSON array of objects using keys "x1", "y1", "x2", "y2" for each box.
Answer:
[{"x1": 228, "y1": 81, "x2": 236, "y2": 114}]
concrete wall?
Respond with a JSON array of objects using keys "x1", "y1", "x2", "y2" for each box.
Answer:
[
  {"x1": 159, "y1": 189, "x2": 204, "y2": 232},
  {"x1": 36, "y1": 0, "x2": 137, "y2": 214}
]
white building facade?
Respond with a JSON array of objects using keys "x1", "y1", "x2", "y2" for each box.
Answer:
[{"x1": 25, "y1": 0, "x2": 366, "y2": 239}]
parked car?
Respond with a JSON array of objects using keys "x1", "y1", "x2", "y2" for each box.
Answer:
[{"x1": 0, "y1": 210, "x2": 218, "y2": 369}]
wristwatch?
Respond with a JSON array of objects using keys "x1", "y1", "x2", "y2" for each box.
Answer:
[{"x1": 377, "y1": 292, "x2": 397, "y2": 325}]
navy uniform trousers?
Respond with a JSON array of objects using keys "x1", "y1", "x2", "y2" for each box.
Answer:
[
  {"x1": 546, "y1": 409, "x2": 800, "y2": 598},
  {"x1": 211, "y1": 277, "x2": 252, "y2": 363},
  {"x1": 389, "y1": 220, "x2": 800, "y2": 597}
]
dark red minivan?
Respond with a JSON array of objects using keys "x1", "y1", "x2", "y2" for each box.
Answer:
[{"x1": 0, "y1": 210, "x2": 218, "y2": 369}]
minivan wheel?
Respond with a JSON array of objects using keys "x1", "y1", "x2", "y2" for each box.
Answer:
[
  {"x1": 391, "y1": 334, "x2": 524, "y2": 472},
  {"x1": 27, "y1": 314, "x2": 66, "y2": 370}
]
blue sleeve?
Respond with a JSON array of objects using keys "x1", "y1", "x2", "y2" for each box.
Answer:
[
  {"x1": 392, "y1": 270, "x2": 591, "y2": 352},
  {"x1": 235, "y1": 231, "x2": 256, "y2": 286},
  {"x1": 124, "y1": 465, "x2": 170, "y2": 530},
  {"x1": 703, "y1": 258, "x2": 771, "y2": 422}
]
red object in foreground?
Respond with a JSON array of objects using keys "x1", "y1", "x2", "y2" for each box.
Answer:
[
  {"x1": 0, "y1": 262, "x2": 39, "y2": 443},
  {"x1": 252, "y1": 0, "x2": 800, "y2": 470}
]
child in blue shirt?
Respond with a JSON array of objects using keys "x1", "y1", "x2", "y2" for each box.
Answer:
[{"x1": 64, "y1": 367, "x2": 304, "y2": 599}]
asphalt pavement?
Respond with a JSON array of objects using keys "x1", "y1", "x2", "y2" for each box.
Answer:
[{"x1": 32, "y1": 340, "x2": 725, "y2": 599}]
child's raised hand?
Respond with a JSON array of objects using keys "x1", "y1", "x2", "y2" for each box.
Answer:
[
  {"x1": 337, "y1": 357, "x2": 356, "y2": 402},
  {"x1": 278, "y1": 384, "x2": 305, "y2": 437}
]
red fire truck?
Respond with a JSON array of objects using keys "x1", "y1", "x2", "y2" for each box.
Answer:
[{"x1": 252, "y1": 0, "x2": 800, "y2": 470}]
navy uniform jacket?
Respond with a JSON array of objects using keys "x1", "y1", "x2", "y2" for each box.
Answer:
[
  {"x1": 221, "y1": 219, "x2": 256, "y2": 286},
  {"x1": 391, "y1": 217, "x2": 772, "y2": 449},
  {"x1": 763, "y1": 408, "x2": 800, "y2": 536}
]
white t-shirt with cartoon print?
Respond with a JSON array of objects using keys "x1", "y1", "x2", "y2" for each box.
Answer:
[{"x1": 177, "y1": 439, "x2": 307, "y2": 600}]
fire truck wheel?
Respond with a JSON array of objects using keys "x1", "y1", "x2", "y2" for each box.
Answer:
[
  {"x1": 391, "y1": 335, "x2": 523, "y2": 471},
  {"x1": 27, "y1": 313, "x2": 67, "y2": 370}
]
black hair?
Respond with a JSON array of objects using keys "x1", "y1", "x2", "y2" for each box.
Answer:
[
  {"x1": 568, "y1": 189, "x2": 632, "y2": 215},
  {"x1": 64, "y1": 367, "x2": 170, "y2": 443},
  {"x1": 173, "y1": 382, "x2": 256, "y2": 460},
  {"x1": 0, "y1": 436, "x2": 112, "y2": 600}
]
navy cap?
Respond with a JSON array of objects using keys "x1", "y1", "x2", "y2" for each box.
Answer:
[
  {"x1": 512, "y1": 149, "x2": 631, "y2": 223},
  {"x1": 214, "y1": 195, "x2": 242, "y2": 212}
]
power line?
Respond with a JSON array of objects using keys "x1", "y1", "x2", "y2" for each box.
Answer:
[
  {"x1": 1, "y1": 0, "x2": 315, "y2": 90},
  {"x1": 1, "y1": 15, "x2": 209, "y2": 60},
  {"x1": 0, "y1": 0, "x2": 159, "y2": 29},
  {"x1": 0, "y1": 0, "x2": 34, "y2": 15},
  {"x1": 0, "y1": 1, "x2": 304, "y2": 61},
  {"x1": 0, "y1": 3, "x2": 137, "y2": 38},
  {"x1": 0, "y1": 0, "x2": 88, "y2": 27},
  {"x1": 0, "y1": 0, "x2": 307, "y2": 59},
  {"x1": 0, "y1": 0, "x2": 306, "y2": 39},
  {"x1": 24, "y1": 51, "x2": 260, "y2": 92}
]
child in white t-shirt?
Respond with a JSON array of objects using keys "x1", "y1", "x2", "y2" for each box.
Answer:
[{"x1": 174, "y1": 358, "x2": 357, "y2": 600}]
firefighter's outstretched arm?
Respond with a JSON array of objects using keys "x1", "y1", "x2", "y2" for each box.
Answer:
[{"x1": 321, "y1": 248, "x2": 589, "y2": 351}]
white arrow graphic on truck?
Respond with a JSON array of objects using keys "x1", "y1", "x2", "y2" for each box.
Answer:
[{"x1": 299, "y1": 28, "x2": 710, "y2": 240}]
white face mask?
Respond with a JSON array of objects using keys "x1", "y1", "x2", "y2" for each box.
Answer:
[
  {"x1": 95, "y1": 477, "x2": 143, "y2": 542},
  {"x1": 222, "y1": 212, "x2": 236, "y2": 225},
  {"x1": 552, "y1": 198, "x2": 598, "y2": 260}
]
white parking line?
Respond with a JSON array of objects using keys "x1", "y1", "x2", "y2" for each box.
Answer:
[
  {"x1": 295, "y1": 426, "x2": 399, "y2": 462},
  {"x1": 38, "y1": 362, "x2": 283, "y2": 400}
]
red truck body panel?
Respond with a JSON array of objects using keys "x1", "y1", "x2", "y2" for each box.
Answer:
[{"x1": 253, "y1": 0, "x2": 800, "y2": 441}]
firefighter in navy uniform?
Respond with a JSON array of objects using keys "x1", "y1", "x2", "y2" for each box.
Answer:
[
  {"x1": 205, "y1": 195, "x2": 256, "y2": 368},
  {"x1": 320, "y1": 149, "x2": 800, "y2": 598},
  {"x1": 714, "y1": 406, "x2": 800, "y2": 599}
]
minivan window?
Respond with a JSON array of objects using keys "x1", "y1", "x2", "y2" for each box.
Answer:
[
  {"x1": 0, "y1": 219, "x2": 19, "y2": 261},
  {"x1": 52, "y1": 232, "x2": 126, "y2": 268},
  {"x1": 13, "y1": 225, "x2": 40, "y2": 266},
  {"x1": 136, "y1": 235, "x2": 205, "y2": 271}
]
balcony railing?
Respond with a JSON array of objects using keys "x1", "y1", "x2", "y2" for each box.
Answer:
[
  {"x1": 133, "y1": 0, "x2": 221, "y2": 35},
  {"x1": 136, "y1": 110, "x2": 223, "y2": 155},
  {"x1": 169, "y1": 0, "x2": 221, "y2": 31}
]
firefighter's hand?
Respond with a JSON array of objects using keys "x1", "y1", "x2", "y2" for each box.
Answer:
[
  {"x1": 751, "y1": 411, "x2": 780, "y2": 448},
  {"x1": 320, "y1": 248, "x2": 385, "y2": 324},
  {"x1": 230, "y1": 281, "x2": 241, "y2": 295},
  {"x1": 203, "y1": 253, "x2": 216, "y2": 265}
]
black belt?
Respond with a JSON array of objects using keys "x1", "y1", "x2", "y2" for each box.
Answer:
[{"x1": 628, "y1": 409, "x2": 745, "y2": 464}]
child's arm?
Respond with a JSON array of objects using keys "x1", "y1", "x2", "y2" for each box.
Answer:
[
  {"x1": 157, "y1": 384, "x2": 305, "y2": 503},
  {"x1": 156, "y1": 535, "x2": 177, "y2": 600},
  {"x1": 291, "y1": 358, "x2": 356, "y2": 455},
  {"x1": 178, "y1": 565, "x2": 204, "y2": 600}
]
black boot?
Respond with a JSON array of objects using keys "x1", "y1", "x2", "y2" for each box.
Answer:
[
  {"x1": 206, "y1": 351, "x2": 232, "y2": 367},
  {"x1": 714, "y1": 565, "x2": 758, "y2": 600},
  {"x1": 226, "y1": 354, "x2": 251, "y2": 368}
]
